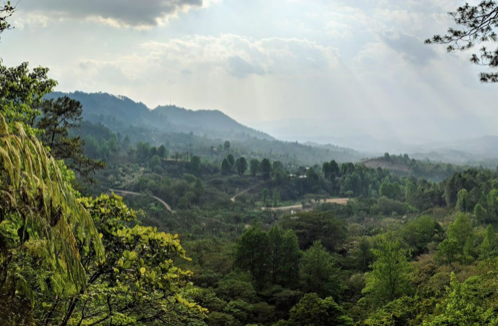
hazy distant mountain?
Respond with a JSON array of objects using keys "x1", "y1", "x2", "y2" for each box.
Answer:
[{"x1": 47, "y1": 92, "x2": 274, "y2": 141}]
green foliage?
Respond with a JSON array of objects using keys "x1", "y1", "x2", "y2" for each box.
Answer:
[
  {"x1": 437, "y1": 213, "x2": 475, "y2": 264},
  {"x1": 426, "y1": 1, "x2": 498, "y2": 83},
  {"x1": 480, "y1": 225, "x2": 498, "y2": 260},
  {"x1": 456, "y1": 189, "x2": 469, "y2": 212},
  {"x1": 35, "y1": 193, "x2": 206, "y2": 325},
  {"x1": 191, "y1": 155, "x2": 202, "y2": 175},
  {"x1": 279, "y1": 211, "x2": 347, "y2": 251},
  {"x1": 401, "y1": 216, "x2": 444, "y2": 256},
  {"x1": 36, "y1": 96, "x2": 105, "y2": 181},
  {"x1": 235, "y1": 157, "x2": 248, "y2": 176},
  {"x1": 284, "y1": 293, "x2": 353, "y2": 326},
  {"x1": 363, "y1": 235, "x2": 413, "y2": 304},
  {"x1": 422, "y1": 273, "x2": 498, "y2": 325},
  {"x1": 0, "y1": 3, "x2": 14, "y2": 38},
  {"x1": 221, "y1": 158, "x2": 232, "y2": 175},
  {"x1": 0, "y1": 115, "x2": 104, "y2": 323},
  {"x1": 299, "y1": 241, "x2": 343, "y2": 299},
  {"x1": 250, "y1": 159, "x2": 260, "y2": 177},
  {"x1": 235, "y1": 225, "x2": 271, "y2": 289},
  {"x1": 260, "y1": 158, "x2": 272, "y2": 180},
  {"x1": 0, "y1": 62, "x2": 57, "y2": 126},
  {"x1": 149, "y1": 154, "x2": 162, "y2": 169}
]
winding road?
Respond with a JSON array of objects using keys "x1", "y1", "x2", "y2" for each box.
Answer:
[{"x1": 109, "y1": 189, "x2": 175, "y2": 214}]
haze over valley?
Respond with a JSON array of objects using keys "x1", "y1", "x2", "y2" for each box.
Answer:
[{"x1": 5, "y1": 1, "x2": 498, "y2": 326}]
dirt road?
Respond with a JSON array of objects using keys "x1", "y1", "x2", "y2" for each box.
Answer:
[
  {"x1": 262, "y1": 198, "x2": 350, "y2": 212},
  {"x1": 109, "y1": 189, "x2": 175, "y2": 214}
]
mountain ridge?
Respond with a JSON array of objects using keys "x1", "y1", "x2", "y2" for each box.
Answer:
[{"x1": 47, "y1": 91, "x2": 274, "y2": 141}]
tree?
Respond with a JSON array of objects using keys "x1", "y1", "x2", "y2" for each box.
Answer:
[
  {"x1": 136, "y1": 141, "x2": 151, "y2": 162},
  {"x1": 379, "y1": 182, "x2": 395, "y2": 199},
  {"x1": 260, "y1": 158, "x2": 272, "y2": 180},
  {"x1": 224, "y1": 140, "x2": 231, "y2": 151},
  {"x1": 363, "y1": 235, "x2": 413, "y2": 304},
  {"x1": 261, "y1": 188, "x2": 270, "y2": 206},
  {"x1": 235, "y1": 157, "x2": 248, "y2": 176},
  {"x1": 221, "y1": 158, "x2": 232, "y2": 175},
  {"x1": 456, "y1": 189, "x2": 469, "y2": 212},
  {"x1": 190, "y1": 155, "x2": 202, "y2": 175},
  {"x1": 284, "y1": 293, "x2": 353, "y2": 326},
  {"x1": 423, "y1": 273, "x2": 498, "y2": 326},
  {"x1": 0, "y1": 48, "x2": 105, "y2": 323},
  {"x1": 235, "y1": 225, "x2": 270, "y2": 289},
  {"x1": 486, "y1": 189, "x2": 498, "y2": 221},
  {"x1": 426, "y1": 1, "x2": 498, "y2": 82},
  {"x1": 38, "y1": 194, "x2": 205, "y2": 325},
  {"x1": 268, "y1": 226, "x2": 284, "y2": 285},
  {"x1": 300, "y1": 241, "x2": 343, "y2": 299},
  {"x1": 475, "y1": 203, "x2": 487, "y2": 223},
  {"x1": 273, "y1": 189, "x2": 281, "y2": 207},
  {"x1": 227, "y1": 154, "x2": 235, "y2": 167},
  {"x1": 437, "y1": 213, "x2": 476, "y2": 264},
  {"x1": 280, "y1": 211, "x2": 347, "y2": 251},
  {"x1": 148, "y1": 154, "x2": 161, "y2": 169},
  {"x1": 352, "y1": 236, "x2": 375, "y2": 272},
  {"x1": 279, "y1": 230, "x2": 301, "y2": 288},
  {"x1": 36, "y1": 96, "x2": 105, "y2": 181},
  {"x1": 250, "y1": 159, "x2": 260, "y2": 177},
  {"x1": 480, "y1": 225, "x2": 497, "y2": 259},
  {"x1": 157, "y1": 144, "x2": 167, "y2": 158},
  {"x1": 0, "y1": 115, "x2": 105, "y2": 324},
  {"x1": 401, "y1": 215, "x2": 444, "y2": 256},
  {"x1": 0, "y1": 2, "x2": 14, "y2": 39}
]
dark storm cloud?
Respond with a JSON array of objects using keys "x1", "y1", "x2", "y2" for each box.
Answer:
[
  {"x1": 381, "y1": 31, "x2": 437, "y2": 65},
  {"x1": 23, "y1": 0, "x2": 204, "y2": 26}
]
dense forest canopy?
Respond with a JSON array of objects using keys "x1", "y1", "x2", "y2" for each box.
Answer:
[{"x1": 4, "y1": 1, "x2": 498, "y2": 326}]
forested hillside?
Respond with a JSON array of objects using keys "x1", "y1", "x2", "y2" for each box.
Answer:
[
  {"x1": 361, "y1": 153, "x2": 465, "y2": 182},
  {"x1": 47, "y1": 91, "x2": 274, "y2": 141},
  {"x1": 5, "y1": 1, "x2": 498, "y2": 326}
]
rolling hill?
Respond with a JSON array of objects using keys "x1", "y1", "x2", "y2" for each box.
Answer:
[{"x1": 47, "y1": 92, "x2": 273, "y2": 141}]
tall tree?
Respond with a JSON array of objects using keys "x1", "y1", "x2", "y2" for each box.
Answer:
[
  {"x1": 190, "y1": 155, "x2": 202, "y2": 175},
  {"x1": 36, "y1": 97, "x2": 105, "y2": 181},
  {"x1": 0, "y1": 114, "x2": 104, "y2": 324},
  {"x1": 261, "y1": 188, "x2": 270, "y2": 206},
  {"x1": 235, "y1": 225, "x2": 270, "y2": 290},
  {"x1": 260, "y1": 158, "x2": 272, "y2": 180},
  {"x1": 272, "y1": 189, "x2": 281, "y2": 207},
  {"x1": 235, "y1": 157, "x2": 248, "y2": 176},
  {"x1": 223, "y1": 140, "x2": 231, "y2": 151},
  {"x1": 480, "y1": 225, "x2": 497, "y2": 259},
  {"x1": 227, "y1": 154, "x2": 235, "y2": 167},
  {"x1": 299, "y1": 241, "x2": 343, "y2": 299},
  {"x1": 279, "y1": 229, "x2": 301, "y2": 288},
  {"x1": 426, "y1": 1, "x2": 498, "y2": 82},
  {"x1": 221, "y1": 158, "x2": 232, "y2": 175},
  {"x1": 363, "y1": 235, "x2": 413, "y2": 304},
  {"x1": 249, "y1": 158, "x2": 260, "y2": 177}
]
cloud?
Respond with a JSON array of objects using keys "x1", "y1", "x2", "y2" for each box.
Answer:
[
  {"x1": 381, "y1": 31, "x2": 437, "y2": 65},
  {"x1": 141, "y1": 35, "x2": 340, "y2": 78},
  {"x1": 20, "y1": 0, "x2": 207, "y2": 28},
  {"x1": 226, "y1": 56, "x2": 265, "y2": 78}
]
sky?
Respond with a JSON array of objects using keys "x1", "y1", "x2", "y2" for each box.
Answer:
[{"x1": 2, "y1": 0, "x2": 498, "y2": 145}]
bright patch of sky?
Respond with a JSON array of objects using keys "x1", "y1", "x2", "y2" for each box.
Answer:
[{"x1": 2, "y1": 0, "x2": 497, "y2": 144}]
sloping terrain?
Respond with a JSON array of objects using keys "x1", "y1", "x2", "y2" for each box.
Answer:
[{"x1": 47, "y1": 91, "x2": 273, "y2": 141}]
